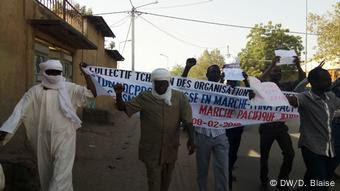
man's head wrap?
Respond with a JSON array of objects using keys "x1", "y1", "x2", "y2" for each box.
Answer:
[
  {"x1": 39, "y1": 59, "x2": 63, "y2": 71},
  {"x1": 39, "y1": 60, "x2": 64, "y2": 89},
  {"x1": 150, "y1": 68, "x2": 172, "y2": 106}
]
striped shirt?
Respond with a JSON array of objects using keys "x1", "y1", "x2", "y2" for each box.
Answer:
[{"x1": 297, "y1": 91, "x2": 340, "y2": 157}]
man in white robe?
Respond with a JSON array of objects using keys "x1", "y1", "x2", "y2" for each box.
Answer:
[{"x1": 0, "y1": 60, "x2": 96, "y2": 191}]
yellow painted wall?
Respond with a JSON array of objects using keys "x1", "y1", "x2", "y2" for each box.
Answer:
[
  {"x1": 73, "y1": 18, "x2": 117, "y2": 113},
  {"x1": 0, "y1": 0, "x2": 118, "y2": 123},
  {"x1": 0, "y1": 0, "x2": 29, "y2": 123}
]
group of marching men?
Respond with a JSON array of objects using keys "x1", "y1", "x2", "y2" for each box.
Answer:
[{"x1": 0, "y1": 56, "x2": 339, "y2": 191}]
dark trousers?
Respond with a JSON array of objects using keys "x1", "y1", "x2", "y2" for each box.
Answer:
[
  {"x1": 332, "y1": 117, "x2": 340, "y2": 169},
  {"x1": 144, "y1": 161, "x2": 175, "y2": 191},
  {"x1": 260, "y1": 130, "x2": 295, "y2": 184},
  {"x1": 301, "y1": 147, "x2": 336, "y2": 191},
  {"x1": 226, "y1": 127, "x2": 243, "y2": 189}
]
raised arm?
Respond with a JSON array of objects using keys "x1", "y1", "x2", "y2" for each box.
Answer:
[
  {"x1": 113, "y1": 84, "x2": 126, "y2": 112},
  {"x1": 0, "y1": 132, "x2": 7, "y2": 142},
  {"x1": 242, "y1": 72, "x2": 250, "y2": 87},
  {"x1": 293, "y1": 56, "x2": 306, "y2": 82},
  {"x1": 80, "y1": 63, "x2": 97, "y2": 97},
  {"x1": 294, "y1": 78, "x2": 308, "y2": 93},
  {"x1": 242, "y1": 72, "x2": 256, "y2": 99},
  {"x1": 286, "y1": 95, "x2": 298, "y2": 108},
  {"x1": 259, "y1": 56, "x2": 280, "y2": 81},
  {"x1": 181, "y1": 58, "x2": 197, "y2": 77}
]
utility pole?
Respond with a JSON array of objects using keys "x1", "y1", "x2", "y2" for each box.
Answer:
[
  {"x1": 129, "y1": 1, "x2": 158, "y2": 71},
  {"x1": 226, "y1": 44, "x2": 231, "y2": 58},
  {"x1": 305, "y1": 0, "x2": 308, "y2": 72},
  {"x1": 131, "y1": 7, "x2": 135, "y2": 71}
]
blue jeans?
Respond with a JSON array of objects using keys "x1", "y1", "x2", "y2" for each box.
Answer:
[{"x1": 195, "y1": 133, "x2": 229, "y2": 191}]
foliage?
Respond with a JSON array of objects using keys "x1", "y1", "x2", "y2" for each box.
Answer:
[
  {"x1": 170, "y1": 49, "x2": 225, "y2": 79},
  {"x1": 238, "y1": 22, "x2": 303, "y2": 78},
  {"x1": 74, "y1": 3, "x2": 93, "y2": 15},
  {"x1": 308, "y1": 2, "x2": 340, "y2": 60},
  {"x1": 170, "y1": 65, "x2": 184, "y2": 76},
  {"x1": 189, "y1": 49, "x2": 225, "y2": 80}
]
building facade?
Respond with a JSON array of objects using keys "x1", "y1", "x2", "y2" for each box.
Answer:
[{"x1": 0, "y1": 0, "x2": 124, "y2": 123}]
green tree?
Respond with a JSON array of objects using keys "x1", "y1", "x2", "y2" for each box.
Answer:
[
  {"x1": 170, "y1": 65, "x2": 184, "y2": 76},
  {"x1": 308, "y1": 2, "x2": 340, "y2": 60},
  {"x1": 189, "y1": 49, "x2": 225, "y2": 80},
  {"x1": 238, "y1": 22, "x2": 303, "y2": 79},
  {"x1": 170, "y1": 49, "x2": 225, "y2": 79},
  {"x1": 108, "y1": 41, "x2": 115, "y2": 50},
  {"x1": 74, "y1": 3, "x2": 93, "y2": 15}
]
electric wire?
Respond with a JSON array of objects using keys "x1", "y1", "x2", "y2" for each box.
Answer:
[
  {"x1": 138, "y1": 11, "x2": 318, "y2": 36},
  {"x1": 141, "y1": 0, "x2": 213, "y2": 10},
  {"x1": 121, "y1": 20, "x2": 132, "y2": 54},
  {"x1": 109, "y1": 15, "x2": 130, "y2": 27},
  {"x1": 140, "y1": 15, "x2": 223, "y2": 49}
]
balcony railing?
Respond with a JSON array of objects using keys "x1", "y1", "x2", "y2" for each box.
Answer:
[{"x1": 35, "y1": 0, "x2": 83, "y2": 32}]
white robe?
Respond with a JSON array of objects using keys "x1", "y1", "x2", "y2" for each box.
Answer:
[{"x1": 0, "y1": 82, "x2": 93, "y2": 191}]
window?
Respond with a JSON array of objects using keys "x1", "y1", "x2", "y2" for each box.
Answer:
[
  {"x1": 62, "y1": 60, "x2": 73, "y2": 82},
  {"x1": 33, "y1": 40, "x2": 73, "y2": 84},
  {"x1": 62, "y1": 53, "x2": 73, "y2": 82},
  {"x1": 33, "y1": 42, "x2": 49, "y2": 84}
]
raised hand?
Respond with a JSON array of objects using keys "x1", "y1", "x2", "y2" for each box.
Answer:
[
  {"x1": 114, "y1": 84, "x2": 124, "y2": 94},
  {"x1": 186, "y1": 58, "x2": 197, "y2": 68},
  {"x1": 272, "y1": 56, "x2": 281, "y2": 66},
  {"x1": 242, "y1": 72, "x2": 249, "y2": 79},
  {"x1": 80, "y1": 62, "x2": 89, "y2": 68},
  {"x1": 293, "y1": 56, "x2": 301, "y2": 67},
  {"x1": 0, "y1": 131, "x2": 8, "y2": 142}
]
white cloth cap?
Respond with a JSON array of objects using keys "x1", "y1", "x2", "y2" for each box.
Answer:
[
  {"x1": 150, "y1": 68, "x2": 172, "y2": 106},
  {"x1": 151, "y1": 68, "x2": 171, "y2": 81}
]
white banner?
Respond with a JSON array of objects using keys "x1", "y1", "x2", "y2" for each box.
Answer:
[
  {"x1": 248, "y1": 77, "x2": 290, "y2": 106},
  {"x1": 223, "y1": 68, "x2": 244, "y2": 81},
  {"x1": 274, "y1": 49, "x2": 297, "y2": 65},
  {"x1": 83, "y1": 66, "x2": 299, "y2": 129}
]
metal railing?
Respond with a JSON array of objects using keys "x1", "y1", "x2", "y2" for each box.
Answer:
[{"x1": 35, "y1": 0, "x2": 83, "y2": 32}]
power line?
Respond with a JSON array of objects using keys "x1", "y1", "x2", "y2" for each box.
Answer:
[
  {"x1": 109, "y1": 15, "x2": 130, "y2": 27},
  {"x1": 141, "y1": 0, "x2": 213, "y2": 10},
  {"x1": 129, "y1": 0, "x2": 134, "y2": 8},
  {"x1": 112, "y1": 18, "x2": 130, "y2": 28},
  {"x1": 93, "y1": 10, "x2": 317, "y2": 36},
  {"x1": 139, "y1": 16, "x2": 223, "y2": 49},
  {"x1": 122, "y1": 20, "x2": 132, "y2": 54},
  {"x1": 138, "y1": 11, "x2": 318, "y2": 36},
  {"x1": 93, "y1": 10, "x2": 129, "y2": 16}
]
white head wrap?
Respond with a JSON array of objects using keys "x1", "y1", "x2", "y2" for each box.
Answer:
[
  {"x1": 40, "y1": 60, "x2": 64, "y2": 89},
  {"x1": 39, "y1": 60, "x2": 82, "y2": 127},
  {"x1": 151, "y1": 68, "x2": 172, "y2": 106}
]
